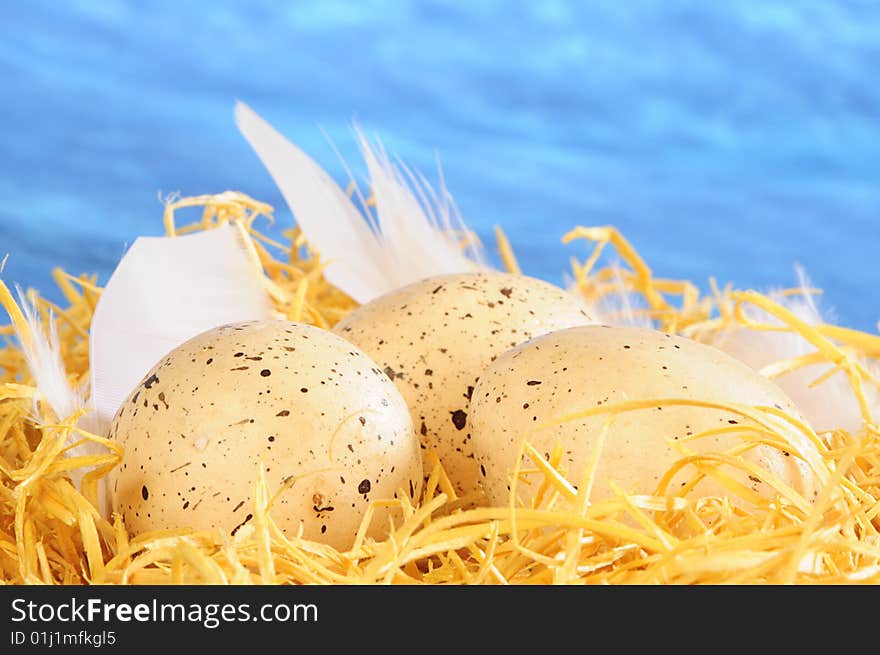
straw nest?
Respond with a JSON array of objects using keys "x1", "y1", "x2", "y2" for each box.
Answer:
[{"x1": 2, "y1": 192, "x2": 879, "y2": 585}]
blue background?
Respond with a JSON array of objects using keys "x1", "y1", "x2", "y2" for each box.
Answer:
[{"x1": 1, "y1": 1, "x2": 878, "y2": 330}]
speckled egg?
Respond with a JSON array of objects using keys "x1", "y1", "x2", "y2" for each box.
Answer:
[
  {"x1": 469, "y1": 325, "x2": 819, "y2": 507},
  {"x1": 332, "y1": 272, "x2": 593, "y2": 498},
  {"x1": 108, "y1": 320, "x2": 422, "y2": 549}
]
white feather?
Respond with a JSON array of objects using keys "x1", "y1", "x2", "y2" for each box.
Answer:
[
  {"x1": 9, "y1": 289, "x2": 103, "y2": 497},
  {"x1": 356, "y1": 129, "x2": 485, "y2": 286},
  {"x1": 712, "y1": 266, "x2": 877, "y2": 434},
  {"x1": 235, "y1": 102, "x2": 485, "y2": 304},
  {"x1": 17, "y1": 288, "x2": 83, "y2": 422}
]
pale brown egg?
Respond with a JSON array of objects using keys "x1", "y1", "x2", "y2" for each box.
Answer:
[
  {"x1": 469, "y1": 325, "x2": 820, "y2": 507},
  {"x1": 108, "y1": 320, "x2": 422, "y2": 550},
  {"x1": 332, "y1": 272, "x2": 593, "y2": 498}
]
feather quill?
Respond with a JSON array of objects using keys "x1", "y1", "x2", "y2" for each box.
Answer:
[{"x1": 235, "y1": 102, "x2": 485, "y2": 304}]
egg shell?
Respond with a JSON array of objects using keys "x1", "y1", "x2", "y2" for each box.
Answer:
[
  {"x1": 108, "y1": 320, "x2": 422, "y2": 550},
  {"x1": 332, "y1": 272, "x2": 592, "y2": 497},
  {"x1": 469, "y1": 325, "x2": 819, "y2": 507}
]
